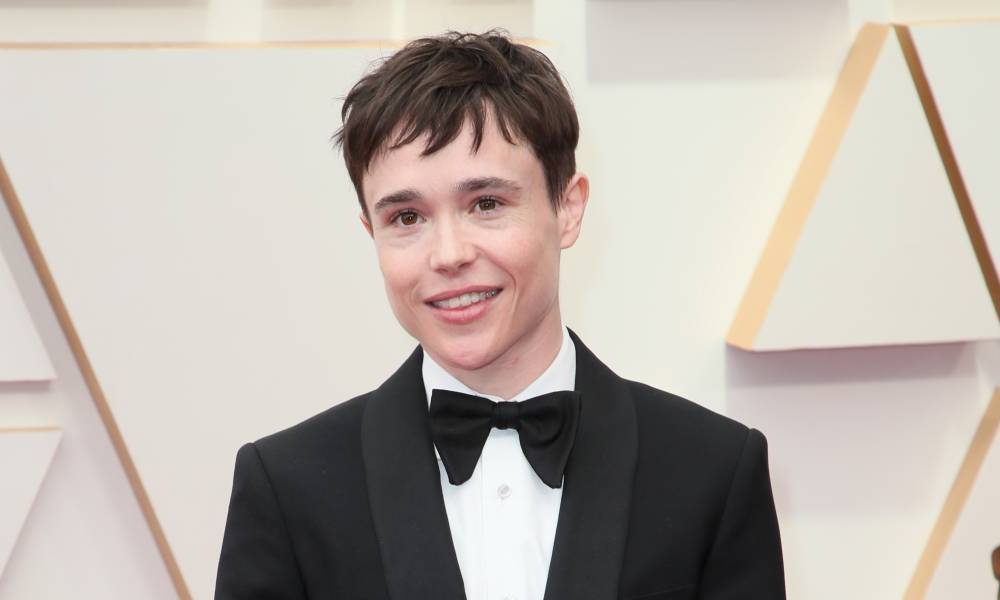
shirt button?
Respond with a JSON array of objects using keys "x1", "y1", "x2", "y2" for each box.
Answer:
[{"x1": 497, "y1": 483, "x2": 512, "y2": 499}]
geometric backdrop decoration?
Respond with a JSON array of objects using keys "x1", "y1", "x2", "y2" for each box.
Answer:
[
  {"x1": 728, "y1": 23, "x2": 1000, "y2": 351},
  {"x1": 0, "y1": 428, "x2": 62, "y2": 580},
  {"x1": 0, "y1": 150, "x2": 190, "y2": 599}
]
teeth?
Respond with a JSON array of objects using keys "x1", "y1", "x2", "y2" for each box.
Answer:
[{"x1": 432, "y1": 289, "x2": 499, "y2": 309}]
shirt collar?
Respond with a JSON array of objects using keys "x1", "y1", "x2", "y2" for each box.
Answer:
[{"x1": 422, "y1": 325, "x2": 577, "y2": 460}]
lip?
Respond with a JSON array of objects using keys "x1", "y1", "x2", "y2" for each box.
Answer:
[
  {"x1": 425, "y1": 287, "x2": 503, "y2": 325},
  {"x1": 424, "y1": 285, "x2": 503, "y2": 304}
]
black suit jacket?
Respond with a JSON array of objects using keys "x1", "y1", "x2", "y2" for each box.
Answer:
[{"x1": 215, "y1": 329, "x2": 785, "y2": 599}]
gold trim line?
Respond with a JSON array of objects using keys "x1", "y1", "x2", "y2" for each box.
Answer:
[
  {"x1": 894, "y1": 24, "x2": 1000, "y2": 323},
  {"x1": 902, "y1": 389, "x2": 1000, "y2": 599},
  {"x1": 726, "y1": 23, "x2": 890, "y2": 349}
]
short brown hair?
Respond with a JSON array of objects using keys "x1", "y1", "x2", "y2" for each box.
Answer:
[{"x1": 332, "y1": 30, "x2": 579, "y2": 218}]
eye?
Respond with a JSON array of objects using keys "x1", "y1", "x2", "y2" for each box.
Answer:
[
  {"x1": 391, "y1": 209, "x2": 422, "y2": 227},
  {"x1": 474, "y1": 196, "x2": 501, "y2": 213}
]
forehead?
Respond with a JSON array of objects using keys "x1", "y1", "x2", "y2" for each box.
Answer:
[{"x1": 362, "y1": 119, "x2": 543, "y2": 210}]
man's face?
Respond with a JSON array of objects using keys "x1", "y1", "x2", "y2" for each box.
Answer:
[{"x1": 360, "y1": 119, "x2": 586, "y2": 373}]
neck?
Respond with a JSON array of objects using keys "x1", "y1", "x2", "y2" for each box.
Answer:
[{"x1": 433, "y1": 307, "x2": 564, "y2": 400}]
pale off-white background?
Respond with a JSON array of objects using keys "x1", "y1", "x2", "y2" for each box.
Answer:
[{"x1": 1, "y1": 1, "x2": 999, "y2": 599}]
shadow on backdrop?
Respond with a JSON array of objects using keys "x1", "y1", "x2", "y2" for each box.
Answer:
[{"x1": 723, "y1": 342, "x2": 983, "y2": 515}]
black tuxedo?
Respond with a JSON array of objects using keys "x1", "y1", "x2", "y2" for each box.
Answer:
[{"x1": 215, "y1": 329, "x2": 785, "y2": 599}]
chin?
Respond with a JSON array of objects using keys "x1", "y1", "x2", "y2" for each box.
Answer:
[{"x1": 426, "y1": 336, "x2": 497, "y2": 372}]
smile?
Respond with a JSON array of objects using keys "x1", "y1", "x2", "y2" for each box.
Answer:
[{"x1": 430, "y1": 288, "x2": 501, "y2": 310}]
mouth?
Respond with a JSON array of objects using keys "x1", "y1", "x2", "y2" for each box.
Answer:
[
  {"x1": 424, "y1": 287, "x2": 503, "y2": 325},
  {"x1": 427, "y1": 288, "x2": 501, "y2": 310}
]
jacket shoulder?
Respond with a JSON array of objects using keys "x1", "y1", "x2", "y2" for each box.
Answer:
[
  {"x1": 251, "y1": 392, "x2": 371, "y2": 465},
  {"x1": 626, "y1": 379, "x2": 748, "y2": 433},
  {"x1": 623, "y1": 379, "x2": 767, "y2": 527},
  {"x1": 624, "y1": 379, "x2": 755, "y2": 461},
  {"x1": 618, "y1": 380, "x2": 783, "y2": 596}
]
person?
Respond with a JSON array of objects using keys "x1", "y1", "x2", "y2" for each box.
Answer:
[
  {"x1": 993, "y1": 545, "x2": 1000, "y2": 600},
  {"x1": 215, "y1": 30, "x2": 785, "y2": 600}
]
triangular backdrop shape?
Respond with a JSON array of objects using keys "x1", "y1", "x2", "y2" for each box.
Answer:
[
  {"x1": 729, "y1": 24, "x2": 1000, "y2": 351},
  {"x1": 0, "y1": 428, "x2": 61, "y2": 579}
]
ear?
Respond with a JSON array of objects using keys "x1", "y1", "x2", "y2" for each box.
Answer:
[
  {"x1": 557, "y1": 172, "x2": 589, "y2": 250},
  {"x1": 360, "y1": 211, "x2": 374, "y2": 239}
]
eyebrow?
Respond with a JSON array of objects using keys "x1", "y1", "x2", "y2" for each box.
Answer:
[
  {"x1": 453, "y1": 176, "x2": 522, "y2": 195},
  {"x1": 372, "y1": 188, "x2": 421, "y2": 214},
  {"x1": 372, "y1": 176, "x2": 523, "y2": 214}
]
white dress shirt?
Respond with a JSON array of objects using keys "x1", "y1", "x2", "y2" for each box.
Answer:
[{"x1": 422, "y1": 325, "x2": 576, "y2": 600}]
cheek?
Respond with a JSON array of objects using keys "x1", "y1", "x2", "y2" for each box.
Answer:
[
  {"x1": 501, "y1": 229, "x2": 561, "y2": 288},
  {"x1": 376, "y1": 246, "x2": 418, "y2": 300}
]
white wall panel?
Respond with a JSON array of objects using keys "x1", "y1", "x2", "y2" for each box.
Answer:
[
  {"x1": 0, "y1": 0, "x2": 533, "y2": 43},
  {"x1": 0, "y1": 250, "x2": 53, "y2": 381},
  {"x1": 894, "y1": 0, "x2": 1000, "y2": 21},
  {"x1": 0, "y1": 45, "x2": 414, "y2": 598}
]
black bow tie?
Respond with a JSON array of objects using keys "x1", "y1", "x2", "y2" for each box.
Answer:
[{"x1": 428, "y1": 388, "x2": 582, "y2": 489}]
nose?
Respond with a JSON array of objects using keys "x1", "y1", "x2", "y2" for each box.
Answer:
[{"x1": 428, "y1": 217, "x2": 476, "y2": 273}]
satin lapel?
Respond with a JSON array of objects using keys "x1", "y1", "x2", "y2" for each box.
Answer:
[
  {"x1": 543, "y1": 329, "x2": 639, "y2": 600},
  {"x1": 361, "y1": 345, "x2": 467, "y2": 600}
]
